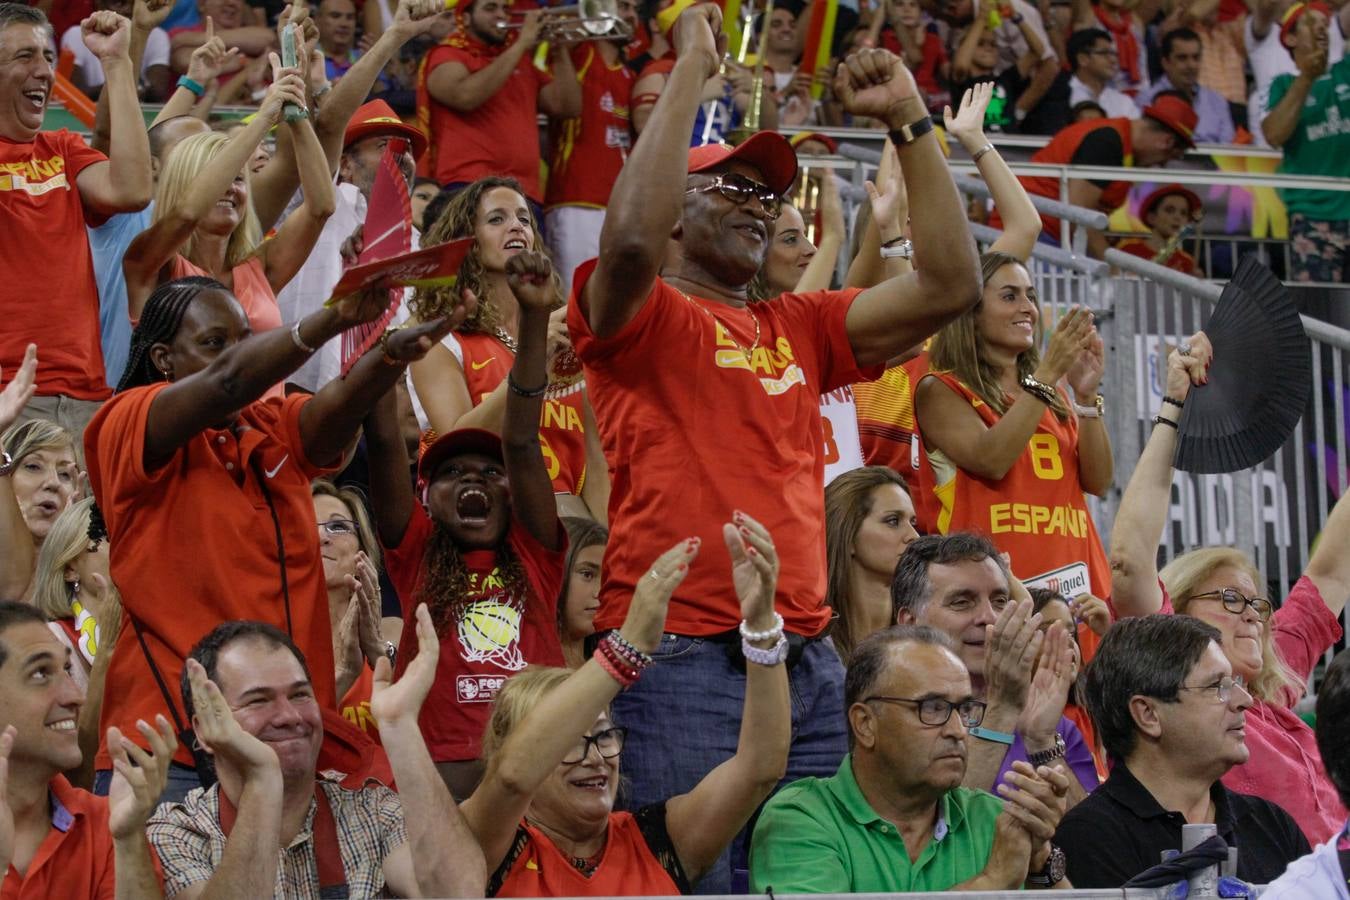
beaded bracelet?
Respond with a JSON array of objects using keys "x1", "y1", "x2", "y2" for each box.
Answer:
[
  {"x1": 742, "y1": 634, "x2": 788, "y2": 666},
  {"x1": 606, "y1": 632, "x2": 653, "y2": 669},
  {"x1": 597, "y1": 637, "x2": 643, "y2": 688},
  {"x1": 595, "y1": 646, "x2": 638, "y2": 688},
  {"x1": 1162, "y1": 396, "x2": 1185, "y2": 409},
  {"x1": 739, "y1": 612, "x2": 784, "y2": 643}
]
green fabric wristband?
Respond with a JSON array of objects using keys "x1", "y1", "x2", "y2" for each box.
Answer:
[{"x1": 969, "y1": 726, "x2": 1015, "y2": 745}]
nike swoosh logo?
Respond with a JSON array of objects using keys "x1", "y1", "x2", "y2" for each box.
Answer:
[
  {"x1": 471, "y1": 358, "x2": 495, "y2": 371},
  {"x1": 264, "y1": 455, "x2": 288, "y2": 479}
]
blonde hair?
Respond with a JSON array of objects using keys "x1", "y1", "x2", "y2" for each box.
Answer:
[
  {"x1": 481, "y1": 666, "x2": 574, "y2": 762},
  {"x1": 310, "y1": 480, "x2": 383, "y2": 573},
  {"x1": 928, "y1": 251, "x2": 1069, "y2": 420},
  {"x1": 0, "y1": 418, "x2": 73, "y2": 467},
  {"x1": 154, "y1": 131, "x2": 263, "y2": 269},
  {"x1": 1159, "y1": 546, "x2": 1299, "y2": 702},
  {"x1": 32, "y1": 497, "x2": 96, "y2": 620}
]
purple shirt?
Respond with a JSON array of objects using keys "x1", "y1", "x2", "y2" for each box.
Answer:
[
  {"x1": 995, "y1": 716, "x2": 1099, "y2": 795},
  {"x1": 1144, "y1": 76, "x2": 1236, "y2": 144}
]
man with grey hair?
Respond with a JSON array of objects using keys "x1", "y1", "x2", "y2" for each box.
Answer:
[
  {"x1": 750, "y1": 625, "x2": 1072, "y2": 892},
  {"x1": 892, "y1": 533, "x2": 1095, "y2": 803}
]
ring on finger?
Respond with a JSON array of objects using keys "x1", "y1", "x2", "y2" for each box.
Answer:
[
  {"x1": 649, "y1": 569, "x2": 662, "y2": 580},
  {"x1": 1179, "y1": 343, "x2": 1192, "y2": 355}
]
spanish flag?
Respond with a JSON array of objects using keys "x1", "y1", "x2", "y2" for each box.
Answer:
[
  {"x1": 655, "y1": 0, "x2": 748, "y2": 54},
  {"x1": 797, "y1": 0, "x2": 838, "y2": 100}
]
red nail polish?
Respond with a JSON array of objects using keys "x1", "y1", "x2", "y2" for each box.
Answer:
[
  {"x1": 748, "y1": 546, "x2": 758, "y2": 556},
  {"x1": 677, "y1": 562, "x2": 688, "y2": 571}
]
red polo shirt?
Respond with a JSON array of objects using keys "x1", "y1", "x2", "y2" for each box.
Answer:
[{"x1": 1, "y1": 776, "x2": 115, "y2": 900}]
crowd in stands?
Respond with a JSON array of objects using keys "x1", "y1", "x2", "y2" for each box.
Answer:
[{"x1": 3, "y1": 0, "x2": 1350, "y2": 894}]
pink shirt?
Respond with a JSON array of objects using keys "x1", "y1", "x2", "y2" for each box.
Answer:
[{"x1": 1164, "y1": 576, "x2": 1347, "y2": 844}]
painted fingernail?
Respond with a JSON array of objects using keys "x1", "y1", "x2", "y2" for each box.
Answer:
[
  {"x1": 677, "y1": 563, "x2": 688, "y2": 572},
  {"x1": 741, "y1": 526, "x2": 751, "y2": 535},
  {"x1": 748, "y1": 546, "x2": 758, "y2": 556}
]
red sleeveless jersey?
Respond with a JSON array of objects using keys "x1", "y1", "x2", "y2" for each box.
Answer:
[
  {"x1": 545, "y1": 45, "x2": 634, "y2": 210},
  {"x1": 493, "y1": 813, "x2": 683, "y2": 897}
]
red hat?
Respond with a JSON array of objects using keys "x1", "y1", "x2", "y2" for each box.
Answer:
[
  {"x1": 1142, "y1": 94, "x2": 1198, "y2": 148},
  {"x1": 344, "y1": 99, "x2": 429, "y2": 162},
  {"x1": 1139, "y1": 183, "x2": 1202, "y2": 222},
  {"x1": 1280, "y1": 1, "x2": 1331, "y2": 46},
  {"x1": 418, "y1": 428, "x2": 504, "y2": 487},
  {"x1": 687, "y1": 131, "x2": 799, "y2": 195}
]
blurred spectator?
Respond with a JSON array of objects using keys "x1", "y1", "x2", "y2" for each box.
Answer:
[
  {"x1": 1246, "y1": 0, "x2": 1345, "y2": 146},
  {"x1": 1116, "y1": 183, "x2": 1204, "y2": 274},
  {"x1": 1056, "y1": 615, "x2": 1310, "y2": 887},
  {"x1": 949, "y1": 19, "x2": 1038, "y2": 131},
  {"x1": 0, "y1": 601, "x2": 171, "y2": 898},
  {"x1": 765, "y1": 6, "x2": 826, "y2": 124},
  {"x1": 314, "y1": 0, "x2": 360, "y2": 82},
  {"x1": 749, "y1": 625, "x2": 1072, "y2": 891},
  {"x1": 0, "y1": 412, "x2": 78, "y2": 604},
  {"x1": 1013, "y1": 93, "x2": 1196, "y2": 254},
  {"x1": 543, "y1": 0, "x2": 639, "y2": 289},
  {"x1": 0, "y1": 4, "x2": 152, "y2": 437},
  {"x1": 147, "y1": 615, "x2": 486, "y2": 897},
  {"x1": 1144, "y1": 27, "x2": 1236, "y2": 143},
  {"x1": 168, "y1": 0, "x2": 275, "y2": 76},
  {"x1": 892, "y1": 535, "x2": 1096, "y2": 803},
  {"x1": 1070, "y1": 97, "x2": 1105, "y2": 119},
  {"x1": 1262, "y1": 1, "x2": 1350, "y2": 283},
  {"x1": 822, "y1": 466, "x2": 920, "y2": 664},
  {"x1": 1161, "y1": 0, "x2": 1248, "y2": 128},
  {"x1": 945, "y1": 0, "x2": 1060, "y2": 127},
  {"x1": 556, "y1": 516, "x2": 607, "y2": 668},
  {"x1": 631, "y1": 43, "x2": 779, "y2": 142},
  {"x1": 1028, "y1": 586, "x2": 1108, "y2": 781},
  {"x1": 30, "y1": 497, "x2": 112, "y2": 691},
  {"x1": 1070, "y1": 0, "x2": 1152, "y2": 97},
  {"x1": 61, "y1": 0, "x2": 172, "y2": 100},
  {"x1": 1262, "y1": 647, "x2": 1350, "y2": 898},
  {"x1": 1066, "y1": 27, "x2": 1140, "y2": 117},
  {"x1": 417, "y1": 1, "x2": 581, "y2": 207},
  {"x1": 866, "y1": 0, "x2": 949, "y2": 112},
  {"x1": 410, "y1": 176, "x2": 440, "y2": 231}
]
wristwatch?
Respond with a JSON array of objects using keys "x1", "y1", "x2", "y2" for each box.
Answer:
[
  {"x1": 1027, "y1": 732, "x2": 1067, "y2": 767},
  {"x1": 1073, "y1": 394, "x2": 1104, "y2": 418},
  {"x1": 0, "y1": 451, "x2": 14, "y2": 478},
  {"x1": 880, "y1": 238, "x2": 913, "y2": 260},
  {"x1": 1026, "y1": 844, "x2": 1067, "y2": 887}
]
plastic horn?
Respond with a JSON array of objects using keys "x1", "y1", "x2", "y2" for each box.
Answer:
[
  {"x1": 740, "y1": 0, "x2": 773, "y2": 135},
  {"x1": 280, "y1": 24, "x2": 308, "y2": 123},
  {"x1": 701, "y1": 3, "x2": 757, "y2": 143}
]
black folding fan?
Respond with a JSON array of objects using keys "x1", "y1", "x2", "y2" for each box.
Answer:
[{"x1": 1175, "y1": 255, "x2": 1311, "y2": 474}]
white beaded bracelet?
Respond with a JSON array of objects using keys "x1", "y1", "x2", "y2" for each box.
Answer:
[
  {"x1": 742, "y1": 634, "x2": 788, "y2": 666},
  {"x1": 739, "y1": 612, "x2": 784, "y2": 643}
]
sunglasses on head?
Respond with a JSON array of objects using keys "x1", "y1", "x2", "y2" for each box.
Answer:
[{"x1": 685, "y1": 173, "x2": 782, "y2": 220}]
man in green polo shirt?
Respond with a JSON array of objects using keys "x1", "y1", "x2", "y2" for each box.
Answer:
[
  {"x1": 749, "y1": 625, "x2": 1072, "y2": 893},
  {"x1": 1263, "y1": 1, "x2": 1350, "y2": 282}
]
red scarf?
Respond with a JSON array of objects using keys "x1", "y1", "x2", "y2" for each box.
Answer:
[{"x1": 1093, "y1": 5, "x2": 1141, "y2": 89}]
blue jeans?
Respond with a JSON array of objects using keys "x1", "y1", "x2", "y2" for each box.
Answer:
[
  {"x1": 610, "y1": 633, "x2": 847, "y2": 894},
  {"x1": 93, "y1": 761, "x2": 205, "y2": 807}
]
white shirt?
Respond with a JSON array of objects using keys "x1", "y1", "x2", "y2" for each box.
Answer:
[
  {"x1": 59, "y1": 24, "x2": 169, "y2": 89},
  {"x1": 1069, "y1": 74, "x2": 1142, "y2": 118},
  {"x1": 992, "y1": 0, "x2": 1057, "y2": 72}
]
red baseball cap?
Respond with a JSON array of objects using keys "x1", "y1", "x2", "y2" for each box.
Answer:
[
  {"x1": 1280, "y1": 1, "x2": 1331, "y2": 46},
  {"x1": 344, "y1": 99, "x2": 429, "y2": 162},
  {"x1": 418, "y1": 427, "x2": 504, "y2": 487},
  {"x1": 687, "y1": 131, "x2": 799, "y2": 195},
  {"x1": 1139, "y1": 183, "x2": 1202, "y2": 221},
  {"x1": 1142, "y1": 94, "x2": 1199, "y2": 148}
]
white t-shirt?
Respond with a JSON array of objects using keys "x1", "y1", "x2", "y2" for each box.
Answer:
[
  {"x1": 1069, "y1": 74, "x2": 1142, "y2": 117},
  {"x1": 59, "y1": 24, "x2": 169, "y2": 89},
  {"x1": 1246, "y1": 14, "x2": 1345, "y2": 146}
]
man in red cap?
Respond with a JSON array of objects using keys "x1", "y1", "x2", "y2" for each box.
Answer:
[
  {"x1": 1117, "y1": 182, "x2": 1204, "y2": 274},
  {"x1": 1012, "y1": 90, "x2": 1197, "y2": 257},
  {"x1": 565, "y1": 3, "x2": 980, "y2": 890},
  {"x1": 1263, "y1": 1, "x2": 1350, "y2": 282}
]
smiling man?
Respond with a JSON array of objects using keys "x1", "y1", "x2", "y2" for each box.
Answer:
[
  {"x1": 0, "y1": 3, "x2": 151, "y2": 438},
  {"x1": 1054, "y1": 615, "x2": 1309, "y2": 888}
]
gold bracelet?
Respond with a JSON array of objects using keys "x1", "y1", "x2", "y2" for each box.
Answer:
[{"x1": 378, "y1": 325, "x2": 408, "y2": 366}]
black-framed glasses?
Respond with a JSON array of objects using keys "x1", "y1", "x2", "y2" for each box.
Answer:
[
  {"x1": 561, "y1": 726, "x2": 628, "y2": 765},
  {"x1": 863, "y1": 696, "x2": 987, "y2": 728},
  {"x1": 1190, "y1": 589, "x2": 1273, "y2": 622},
  {"x1": 1178, "y1": 674, "x2": 1249, "y2": 704},
  {"x1": 684, "y1": 173, "x2": 782, "y2": 220},
  {"x1": 317, "y1": 519, "x2": 359, "y2": 538}
]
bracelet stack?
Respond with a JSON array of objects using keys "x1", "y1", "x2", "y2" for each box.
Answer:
[
  {"x1": 596, "y1": 632, "x2": 653, "y2": 689},
  {"x1": 739, "y1": 612, "x2": 789, "y2": 666},
  {"x1": 1019, "y1": 374, "x2": 1057, "y2": 406}
]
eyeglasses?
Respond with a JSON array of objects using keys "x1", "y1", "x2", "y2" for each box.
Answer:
[
  {"x1": 560, "y1": 726, "x2": 628, "y2": 765},
  {"x1": 685, "y1": 173, "x2": 782, "y2": 220},
  {"x1": 1178, "y1": 674, "x2": 1249, "y2": 704},
  {"x1": 863, "y1": 696, "x2": 987, "y2": 728},
  {"x1": 317, "y1": 519, "x2": 359, "y2": 538},
  {"x1": 1189, "y1": 589, "x2": 1273, "y2": 622}
]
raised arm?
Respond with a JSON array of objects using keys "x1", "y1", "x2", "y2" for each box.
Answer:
[
  {"x1": 1247, "y1": 0, "x2": 1281, "y2": 40},
  {"x1": 91, "y1": 0, "x2": 172, "y2": 155},
  {"x1": 665, "y1": 515, "x2": 789, "y2": 883},
  {"x1": 844, "y1": 141, "x2": 911, "y2": 289},
  {"x1": 169, "y1": 23, "x2": 276, "y2": 73},
  {"x1": 1300, "y1": 468, "x2": 1350, "y2": 617},
  {"x1": 461, "y1": 539, "x2": 699, "y2": 873},
  {"x1": 1066, "y1": 329, "x2": 1111, "y2": 496},
  {"x1": 792, "y1": 170, "x2": 844, "y2": 292},
  {"x1": 945, "y1": 83, "x2": 1041, "y2": 261},
  {"x1": 122, "y1": 68, "x2": 306, "y2": 320},
  {"x1": 583, "y1": 4, "x2": 724, "y2": 338},
  {"x1": 1107, "y1": 333, "x2": 1209, "y2": 617},
  {"x1": 838, "y1": 49, "x2": 982, "y2": 367},
  {"x1": 108, "y1": 717, "x2": 177, "y2": 900},
  {"x1": 363, "y1": 381, "x2": 418, "y2": 550},
  {"x1": 1263, "y1": 48, "x2": 1325, "y2": 147},
  {"x1": 373, "y1": 605, "x2": 488, "y2": 898},
  {"x1": 0, "y1": 346, "x2": 37, "y2": 602},
  {"x1": 538, "y1": 43, "x2": 583, "y2": 118},
  {"x1": 502, "y1": 252, "x2": 564, "y2": 551},
  {"x1": 425, "y1": 12, "x2": 540, "y2": 112},
  {"x1": 75, "y1": 12, "x2": 154, "y2": 216},
  {"x1": 255, "y1": 95, "x2": 338, "y2": 294},
  {"x1": 916, "y1": 307, "x2": 1095, "y2": 481},
  {"x1": 149, "y1": 21, "x2": 242, "y2": 128}
]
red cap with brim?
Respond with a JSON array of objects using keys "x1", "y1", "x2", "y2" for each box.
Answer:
[
  {"x1": 687, "y1": 131, "x2": 799, "y2": 195},
  {"x1": 1142, "y1": 94, "x2": 1199, "y2": 148},
  {"x1": 418, "y1": 428, "x2": 504, "y2": 486},
  {"x1": 344, "y1": 99, "x2": 429, "y2": 163},
  {"x1": 1280, "y1": 1, "x2": 1331, "y2": 46},
  {"x1": 1139, "y1": 182, "x2": 1203, "y2": 221}
]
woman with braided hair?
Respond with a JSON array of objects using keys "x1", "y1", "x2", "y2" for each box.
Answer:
[
  {"x1": 367, "y1": 251, "x2": 570, "y2": 801},
  {"x1": 408, "y1": 176, "x2": 605, "y2": 521},
  {"x1": 82, "y1": 275, "x2": 468, "y2": 802}
]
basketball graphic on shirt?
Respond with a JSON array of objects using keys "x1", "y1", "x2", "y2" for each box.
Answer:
[{"x1": 457, "y1": 597, "x2": 527, "y2": 671}]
